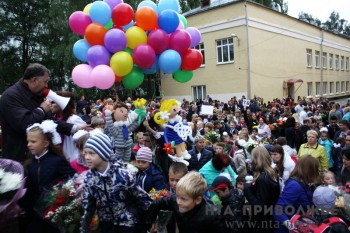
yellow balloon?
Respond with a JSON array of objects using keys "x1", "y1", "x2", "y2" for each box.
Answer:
[
  {"x1": 154, "y1": 112, "x2": 167, "y2": 125},
  {"x1": 125, "y1": 26, "x2": 147, "y2": 49},
  {"x1": 110, "y1": 51, "x2": 133, "y2": 77},
  {"x1": 83, "y1": 3, "x2": 92, "y2": 14}
]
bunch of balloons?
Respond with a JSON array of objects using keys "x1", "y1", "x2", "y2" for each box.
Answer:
[{"x1": 69, "y1": 0, "x2": 203, "y2": 90}]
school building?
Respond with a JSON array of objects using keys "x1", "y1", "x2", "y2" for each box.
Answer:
[{"x1": 160, "y1": 0, "x2": 350, "y2": 102}]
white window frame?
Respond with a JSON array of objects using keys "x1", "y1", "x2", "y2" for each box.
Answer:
[
  {"x1": 315, "y1": 82, "x2": 321, "y2": 95},
  {"x1": 315, "y1": 51, "x2": 320, "y2": 68},
  {"x1": 329, "y1": 53, "x2": 333, "y2": 69},
  {"x1": 216, "y1": 38, "x2": 234, "y2": 64},
  {"x1": 195, "y1": 43, "x2": 205, "y2": 66},
  {"x1": 341, "y1": 56, "x2": 345, "y2": 70},
  {"x1": 346, "y1": 57, "x2": 349, "y2": 71},
  {"x1": 307, "y1": 82, "x2": 313, "y2": 96},
  {"x1": 341, "y1": 81, "x2": 345, "y2": 93},
  {"x1": 329, "y1": 82, "x2": 334, "y2": 95},
  {"x1": 346, "y1": 81, "x2": 349, "y2": 92},
  {"x1": 336, "y1": 81, "x2": 340, "y2": 93},
  {"x1": 335, "y1": 55, "x2": 339, "y2": 70},
  {"x1": 323, "y1": 82, "x2": 327, "y2": 95},
  {"x1": 322, "y1": 52, "x2": 327, "y2": 69},
  {"x1": 306, "y1": 49, "x2": 312, "y2": 67},
  {"x1": 192, "y1": 85, "x2": 207, "y2": 101}
]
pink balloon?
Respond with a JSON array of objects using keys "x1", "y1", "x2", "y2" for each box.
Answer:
[
  {"x1": 176, "y1": 21, "x2": 184, "y2": 30},
  {"x1": 132, "y1": 44, "x2": 156, "y2": 68},
  {"x1": 69, "y1": 11, "x2": 92, "y2": 35},
  {"x1": 169, "y1": 29, "x2": 191, "y2": 55},
  {"x1": 91, "y1": 65, "x2": 115, "y2": 89},
  {"x1": 72, "y1": 64, "x2": 94, "y2": 88},
  {"x1": 147, "y1": 29, "x2": 169, "y2": 54}
]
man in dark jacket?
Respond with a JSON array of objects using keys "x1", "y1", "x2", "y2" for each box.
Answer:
[
  {"x1": 188, "y1": 136, "x2": 213, "y2": 171},
  {"x1": 0, "y1": 63, "x2": 75, "y2": 162}
]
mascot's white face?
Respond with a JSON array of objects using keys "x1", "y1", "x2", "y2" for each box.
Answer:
[
  {"x1": 113, "y1": 106, "x2": 128, "y2": 122},
  {"x1": 169, "y1": 105, "x2": 180, "y2": 118}
]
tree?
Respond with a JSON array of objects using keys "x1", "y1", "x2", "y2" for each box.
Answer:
[
  {"x1": 298, "y1": 11, "x2": 322, "y2": 27},
  {"x1": 252, "y1": 0, "x2": 288, "y2": 14},
  {"x1": 322, "y1": 11, "x2": 349, "y2": 36}
]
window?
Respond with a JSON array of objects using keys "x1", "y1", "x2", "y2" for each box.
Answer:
[
  {"x1": 329, "y1": 53, "x2": 333, "y2": 69},
  {"x1": 315, "y1": 82, "x2": 321, "y2": 95},
  {"x1": 322, "y1": 52, "x2": 327, "y2": 68},
  {"x1": 323, "y1": 82, "x2": 327, "y2": 95},
  {"x1": 336, "y1": 81, "x2": 339, "y2": 93},
  {"x1": 195, "y1": 43, "x2": 205, "y2": 65},
  {"x1": 307, "y1": 82, "x2": 313, "y2": 96},
  {"x1": 346, "y1": 57, "x2": 349, "y2": 71},
  {"x1": 329, "y1": 82, "x2": 334, "y2": 94},
  {"x1": 216, "y1": 38, "x2": 234, "y2": 63},
  {"x1": 306, "y1": 49, "x2": 312, "y2": 67},
  {"x1": 341, "y1": 56, "x2": 345, "y2": 70},
  {"x1": 192, "y1": 85, "x2": 206, "y2": 101},
  {"x1": 341, "y1": 81, "x2": 345, "y2": 92},
  {"x1": 335, "y1": 55, "x2": 339, "y2": 70},
  {"x1": 315, "y1": 51, "x2": 320, "y2": 68},
  {"x1": 346, "y1": 81, "x2": 349, "y2": 92}
]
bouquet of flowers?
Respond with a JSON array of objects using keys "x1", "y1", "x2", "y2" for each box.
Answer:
[
  {"x1": 204, "y1": 131, "x2": 220, "y2": 145},
  {"x1": 148, "y1": 188, "x2": 172, "y2": 233}
]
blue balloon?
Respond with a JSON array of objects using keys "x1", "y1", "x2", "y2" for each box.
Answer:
[
  {"x1": 142, "y1": 56, "x2": 159, "y2": 74},
  {"x1": 89, "y1": 1, "x2": 111, "y2": 26},
  {"x1": 73, "y1": 39, "x2": 91, "y2": 62},
  {"x1": 159, "y1": 50, "x2": 181, "y2": 74},
  {"x1": 158, "y1": 0, "x2": 179, "y2": 13},
  {"x1": 121, "y1": 20, "x2": 134, "y2": 31},
  {"x1": 158, "y1": 10, "x2": 179, "y2": 34},
  {"x1": 137, "y1": 0, "x2": 158, "y2": 14}
]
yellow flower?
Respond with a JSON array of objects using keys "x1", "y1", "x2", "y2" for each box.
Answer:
[{"x1": 133, "y1": 98, "x2": 147, "y2": 108}]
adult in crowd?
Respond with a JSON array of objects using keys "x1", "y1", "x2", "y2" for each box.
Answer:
[
  {"x1": 297, "y1": 129, "x2": 329, "y2": 172},
  {"x1": 340, "y1": 149, "x2": 350, "y2": 185},
  {"x1": 257, "y1": 117, "x2": 271, "y2": 138},
  {"x1": 327, "y1": 115, "x2": 340, "y2": 140},
  {"x1": 76, "y1": 95, "x2": 88, "y2": 116},
  {"x1": 270, "y1": 144, "x2": 295, "y2": 183},
  {"x1": 274, "y1": 155, "x2": 319, "y2": 233},
  {"x1": 343, "y1": 107, "x2": 350, "y2": 123},
  {"x1": 188, "y1": 135, "x2": 213, "y2": 171},
  {"x1": 334, "y1": 120, "x2": 350, "y2": 139},
  {"x1": 0, "y1": 63, "x2": 75, "y2": 162},
  {"x1": 232, "y1": 139, "x2": 249, "y2": 176}
]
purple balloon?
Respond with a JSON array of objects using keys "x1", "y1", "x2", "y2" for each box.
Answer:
[
  {"x1": 87, "y1": 45, "x2": 111, "y2": 68},
  {"x1": 104, "y1": 28, "x2": 127, "y2": 53},
  {"x1": 186, "y1": 27, "x2": 201, "y2": 48},
  {"x1": 148, "y1": 29, "x2": 169, "y2": 54},
  {"x1": 104, "y1": 0, "x2": 123, "y2": 9},
  {"x1": 133, "y1": 44, "x2": 156, "y2": 68},
  {"x1": 169, "y1": 29, "x2": 191, "y2": 55}
]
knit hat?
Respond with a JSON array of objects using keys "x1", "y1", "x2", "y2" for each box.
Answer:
[
  {"x1": 136, "y1": 147, "x2": 153, "y2": 163},
  {"x1": 84, "y1": 134, "x2": 112, "y2": 161},
  {"x1": 313, "y1": 186, "x2": 336, "y2": 209},
  {"x1": 209, "y1": 175, "x2": 232, "y2": 191}
]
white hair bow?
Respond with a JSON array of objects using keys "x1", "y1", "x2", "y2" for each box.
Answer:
[{"x1": 26, "y1": 120, "x2": 62, "y2": 145}]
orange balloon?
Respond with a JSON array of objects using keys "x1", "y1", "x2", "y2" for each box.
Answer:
[
  {"x1": 135, "y1": 6, "x2": 158, "y2": 31},
  {"x1": 84, "y1": 23, "x2": 107, "y2": 46},
  {"x1": 115, "y1": 75, "x2": 122, "y2": 82}
]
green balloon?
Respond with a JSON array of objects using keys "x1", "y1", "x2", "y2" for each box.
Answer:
[
  {"x1": 124, "y1": 47, "x2": 133, "y2": 56},
  {"x1": 104, "y1": 19, "x2": 113, "y2": 30},
  {"x1": 173, "y1": 70, "x2": 193, "y2": 83},
  {"x1": 122, "y1": 67, "x2": 144, "y2": 89},
  {"x1": 179, "y1": 14, "x2": 188, "y2": 28}
]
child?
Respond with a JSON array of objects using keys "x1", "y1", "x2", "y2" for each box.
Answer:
[
  {"x1": 318, "y1": 129, "x2": 334, "y2": 170},
  {"x1": 21, "y1": 120, "x2": 76, "y2": 233},
  {"x1": 210, "y1": 175, "x2": 245, "y2": 233},
  {"x1": 133, "y1": 131, "x2": 144, "y2": 153},
  {"x1": 145, "y1": 172, "x2": 222, "y2": 233},
  {"x1": 214, "y1": 142, "x2": 226, "y2": 154},
  {"x1": 81, "y1": 133, "x2": 152, "y2": 233},
  {"x1": 71, "y1": 130, "x2": 90, "y2": 174},
  {"x1": 135, "y1": 147, "x2": 167, "y2": 193},
  {"x1": 168, "y1": 162, "x2": 188, "y2": 194},
  {"x1": 321, "y1": 170, "x2": 336, "y2": 186},
  {"x1": 90, "y1": 116, "x2": 105, "y2": 133},
  {"x1": 236, "y1": 173, "x2": 246, "y2": 191}
]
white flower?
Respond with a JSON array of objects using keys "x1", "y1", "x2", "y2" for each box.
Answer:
[
  {"x1": 125, "y1": 163, "x2": 139, "y2": 175},
  {"x1": 0, "y1": 169, "x2": 22, "y2": 193}
]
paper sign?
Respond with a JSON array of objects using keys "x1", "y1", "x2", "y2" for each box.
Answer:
[
  {"x1": 200, "y1": 105, "x2": 214, "y2": 115},
  {"x1": 242, "y1": 99, "x2": 250, "y2": 107}
]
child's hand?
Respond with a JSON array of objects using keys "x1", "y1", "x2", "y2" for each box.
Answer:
[{"x1": 149, "y1": 224, "x2": 159, "y2": 233}]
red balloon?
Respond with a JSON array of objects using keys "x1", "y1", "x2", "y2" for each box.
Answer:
[
  {"x1": 85, "y1": 23, "x2": 107, "y2": 46},
  {"x1": 112, "y1": 3, "x2": 134, "y2": 26},
  {"x1": 115, "y1": 75, "x2": 122, "y2": 82},
  {"x1": 181, "y1": 49, "x2": 203, "y2": 71},
  {"x1": 169, "y1": 29, "x2": 191, "y2": 55},
  {"x1": 148, "y1": 29, "x2": 169, "y2": 54}
]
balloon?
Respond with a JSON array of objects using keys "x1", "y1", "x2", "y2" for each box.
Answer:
[
  {"x1": 68, "y1": 11, "x2": 92, "y2": 35},
  {"x1": 121, "y1": 20, "x2": 134, "y2": 31},
  {"x1": 72, "y1": 64, "x2": 94, "y2": 88},
  {"x1": 104, "y1": 19, "x2": 114, "y2": 30},
  {"x1": 89, "y1": 1, "x2": 111, "y2": 26},
  {"x1": 124, "y1": 47, "x2": 133, "y2": 56},
  {"x1": 137, "y1": 0, "x2": 158, "y2": 14},
  {"x1": 85, "y1": 23, "x2": 107, "y2": 46},
  {"x1": 83, "y1": 3, "x2": 92, "y2": 14},
  {"x1": 115, "y1": 75, "x2": 122, "y2": 82},
  {"x1": 176, "y1": 21, "x2": 184, "y2": 30},
  {"x1": 173, "y1": 70, "x2": 193, "y2": 83},
  {"x1": 125, "y1": 26, "x2": 147, "y2": 49},
  {"x1": 147, "y1": 29, "x2": 169, "y2": 54},
  {"x1": 169, "y1": 29, "x2": 191, "y2": 55},
  {"x1": 179, "y1": 14, "x2": 187, "y2": 28},
  {"x1": 104, "y1": 28, "x2": 127, "y2": 53},
  {"x1": 158, "y1": 0, "x2": 179, "y2": 13},
  {"x1": 104, "y1": 0, "x2": 123, "y2": 9},
  {"x1": 122, "y1": 67, "x2": 144, "y2": 89},
  {"x1": 133, "y1": 44, "x2": 156, "y2": 68},
  {"x1": 186, "y1": 27, "x2": 201, "y2": 47},
  {"x1": 142, "y1": 56, "x2": 159, "y2": 74},
  {"x1": 159, "y1": 49, "x2": 181, "y2": 74},
  {"x1": 87, "y1": 45, "x2": 111, "y2": 68},
  {"x1": 135, "y1": 6, "x2": 158, "y2": 31},
  {"x1": 73, "y1": 39, "x2": 91, "y2": 62},
  {"x1": 112, "y1": 3, "x2": 133, "y2": 26},
  {"x1": 181, "y1": 49, "x2": 203, "y2": 70},
  {"x1": 91, "y1": 65, "x2": 115, "y2": 89},
  {"x1": 158, "y1": 10, "x2": 179, "y2": 34},
  {"x1": 110, "y1": 51, "x2": 133, "y2": 76}
]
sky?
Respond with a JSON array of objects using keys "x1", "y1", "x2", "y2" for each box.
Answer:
[{"x1": 287, "y1": 0, "x2": 350, "y2": 23}]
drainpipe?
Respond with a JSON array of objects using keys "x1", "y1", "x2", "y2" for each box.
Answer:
[
  {"x1": 244, "y1": 1, "x2": 251, "y2": 99},
  {"x1": 320, "y1": 30, "x2": 324, "y2": 97}
]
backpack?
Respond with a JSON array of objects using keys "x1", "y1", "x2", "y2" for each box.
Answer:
[{"x1": 290, "y1": 214, "x2": 349, "y2": 233}]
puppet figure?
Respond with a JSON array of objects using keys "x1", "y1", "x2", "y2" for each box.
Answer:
[{"x1": 154, "y1": 99, "x2": 192, "y2": 166}]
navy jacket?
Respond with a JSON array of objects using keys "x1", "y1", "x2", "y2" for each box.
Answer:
[
  {"x1": 136, "y1": 163, "x2": 167, "y2": 193},
  {"x1": 188, "y1": 147, "x2": 213, "y2": 171}
]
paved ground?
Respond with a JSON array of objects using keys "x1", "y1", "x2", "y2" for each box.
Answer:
[{"x1": 335, "y1": 97, "x2": 350, "y2": 106}]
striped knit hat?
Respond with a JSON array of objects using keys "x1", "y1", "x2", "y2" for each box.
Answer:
[
  {"x1": 84, "y1": 133, "x2": 112, "y2": 161},
  {"x1": 136, "y1": 147, "x2": 153, "y2": 163}
]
